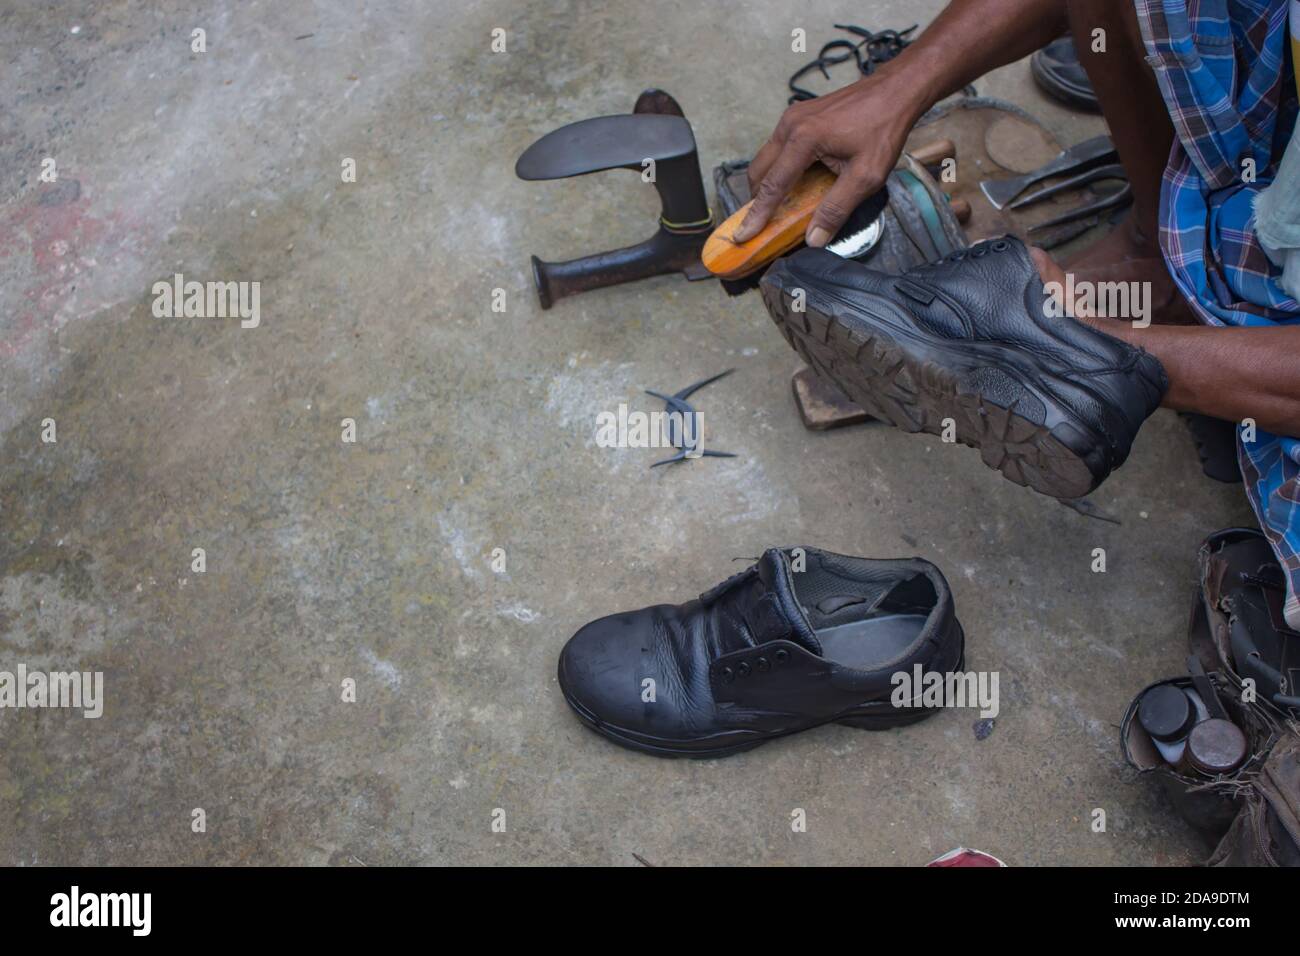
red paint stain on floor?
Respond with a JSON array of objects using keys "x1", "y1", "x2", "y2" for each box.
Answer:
[{"x1": 1, "y1": 181, "x2": 145, "y2": 358}]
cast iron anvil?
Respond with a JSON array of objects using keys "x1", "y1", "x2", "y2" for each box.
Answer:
[{"x1": 515, "y1": 89, "x2": 713, "y2": 309}]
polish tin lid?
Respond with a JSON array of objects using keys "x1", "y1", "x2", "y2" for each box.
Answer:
[
  {"x1": 1138, "y1": 683, "x2": 1195, "y2": 742},
  {"x1": 1186, "y1": 718, "x2": 1248, "y2": 775}
]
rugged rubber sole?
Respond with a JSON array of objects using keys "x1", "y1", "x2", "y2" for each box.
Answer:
[
  {"x1": 558, "y1": 647, "x2": 964, "y2": 760},
  {"x1": 762, "y1": 277, "x2": 1107, "y2": 500}
]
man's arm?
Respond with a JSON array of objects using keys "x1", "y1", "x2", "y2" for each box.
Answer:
[
  {"x1": 735, "y1": 0, "x2": 1069, "y2": 246},
  {"x1": 1105, "y1": 323, "x2": 1300, "y2": 435},
  {"x1": 1032, "y1": 248, "x2": 1300, "y2": 436}
]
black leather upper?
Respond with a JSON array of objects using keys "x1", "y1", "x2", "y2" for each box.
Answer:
[
  {"x1": 775, "y1": 236, "x2": 1169, "y2": 470},
  {"x1": 558, "y1": 548, "x2": 964, "y2": 753}
]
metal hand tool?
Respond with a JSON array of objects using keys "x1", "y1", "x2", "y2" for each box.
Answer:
[
  {"x1": 1008, "y1": 163, "x2": 1127, "y2": 210},
  {"x1": 979, "y1": 134, "x2": 1116, "y2": 209}
]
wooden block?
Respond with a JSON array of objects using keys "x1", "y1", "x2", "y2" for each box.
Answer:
[{"x1": 791, "y1": 366, "x2": 875, "y2": 430}]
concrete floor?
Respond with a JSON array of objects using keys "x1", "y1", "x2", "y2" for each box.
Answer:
[{"x1": 0, "y1": 0, "x2": 1256, "y2": 866}]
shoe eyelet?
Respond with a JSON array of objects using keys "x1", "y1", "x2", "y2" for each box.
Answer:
[
  {"x1": 756, "y1": 657, "x2": 770, "y2": 672},
  {"x1": 736, "y1": 661, "x2": 752, "y2": 678},
  {"x1": 972, "y1": 246, "x2": 988, "y2": 258},
  {"x1": 991, "y1": 240, "x2": 1009, "y2": 252},
  {"x1": 720, "y1": 666, "x2": 734, "y2": 684},
  {"x1": 774, "y1": 648, "x2": 790, "y2": 664}
]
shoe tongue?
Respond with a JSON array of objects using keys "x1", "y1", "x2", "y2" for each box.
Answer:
[{"x1": 756, "y1": 549, "x2": 822, "y2": 655}]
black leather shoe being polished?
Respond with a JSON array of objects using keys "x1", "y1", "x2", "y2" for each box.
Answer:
[
  {"x1": 557, "y1": 548, "x2": 964, "y2": 758},
  {"x1": 761, "y1": 236, "x2": 1168, "y2": 499}
]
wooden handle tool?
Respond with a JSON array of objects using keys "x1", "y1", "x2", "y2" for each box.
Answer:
[{"x1": 909, "y1": 137, "x2": 956, "y2": 167}]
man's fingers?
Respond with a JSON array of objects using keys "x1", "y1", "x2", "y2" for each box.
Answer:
[
  {"x1": 805, "y1": 164, "x2": 882, "y2": 247},
  {"x1": 733, "y1": 142, "x2": 814, "y2": 243},
  {"x1": 745, "y1": 138, "x2": 783, "y2": 198},
  {"x1": 1030, "y1": 247, "x2": 1097, "y2": 320},
  {"x1": 746, "y1": 107, "x2": 804, "y2": 194},
  {"x1": 1028, "y1": 247, "x2": 1064, "y2": 286}
]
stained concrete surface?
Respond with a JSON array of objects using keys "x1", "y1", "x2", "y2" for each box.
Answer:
[{"x1": 0, "y1": 0, "x2": 1255, "y2": 866}]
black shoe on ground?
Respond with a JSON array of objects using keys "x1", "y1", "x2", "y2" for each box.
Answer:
[
  {"x1": 760, "y1": 235, "x2": 1168, "y2": 499},
  {"x1": 557, "y1": 547, "x2": 964, "y2": 758},
  {"x1": 1031, "y1": 36, "x2": 1099, "y2": 112},
  {"x1": 1180, "y1": 412, "x2": 1243, "y2": 484}
]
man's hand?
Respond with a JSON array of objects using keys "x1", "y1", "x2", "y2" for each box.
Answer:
[
  {"x1": 732, "y1": 0, "x2": 1070, "y2": 249},
  {"x1": 733, "y1": 72, "x2": 923, "y2": 248}
]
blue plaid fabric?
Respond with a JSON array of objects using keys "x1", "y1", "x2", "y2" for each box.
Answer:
[{"x1": 1136, "y1": 0, "x2": 1300, "y2": 627}]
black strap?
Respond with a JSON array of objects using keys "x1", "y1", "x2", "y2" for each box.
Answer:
[
  {"x1": 698, "y1": 564, "x2": 758, "y2": 605},
  {"x1": 743, "y1": 592, "x2": 791, "y2": 644},
  {"x1": 787, "y1": 24, "x2": 976, "y2": 105}
]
